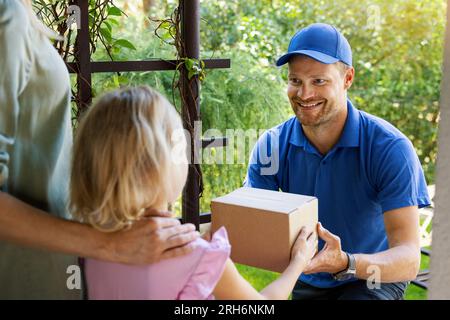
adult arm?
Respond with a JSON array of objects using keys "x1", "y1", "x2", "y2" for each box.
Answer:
[
  {"x1": 0, "y1": 192, "x2": 199, "y2": 264},
  {"x1": 354, "y1": 206, "x2": 420, "y2": 281},
  {"x1": 303, "y1": 208, "x2": 420, "y2": 282},
  {"x1": 0, "y1": 2, "x2": 198, "y2": 264},
  {"x1": 303, "y1": 135, "x2": 428, "y2": 282}
]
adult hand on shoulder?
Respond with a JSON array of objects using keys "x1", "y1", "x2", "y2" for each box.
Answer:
[
  {"x1": 302, "y1": 222, "x2": 348, "y2": 274},
  {"x1": 106, "y1": 209, "x2": 200, "y2": 265}
]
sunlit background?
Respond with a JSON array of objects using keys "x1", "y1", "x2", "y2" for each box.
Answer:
[{"x1": 36, "y1": 0, "x2": 447, "y2": 300}]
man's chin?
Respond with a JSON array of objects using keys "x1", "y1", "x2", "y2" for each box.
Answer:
[{"x1": 294, "y1": 114, "x2": 321, "y2": 127}]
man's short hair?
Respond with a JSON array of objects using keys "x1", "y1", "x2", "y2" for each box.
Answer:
[{"x1": 336, "y1": 61, "x2": 351, "y2": 77}]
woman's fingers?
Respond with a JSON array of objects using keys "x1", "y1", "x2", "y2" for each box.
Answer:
[
  {"x1": 142, "y1": 208, "x2": 173, "y2": 218},
  {"x1": 145, "y1": 216, "x2": 181, "y2": 229},
  {"x1": 160, "y1": 242, "x2": 197, "y2": 260},
  {"x1": 164, "y1": 226, "x2": 200, "y2": 250}
]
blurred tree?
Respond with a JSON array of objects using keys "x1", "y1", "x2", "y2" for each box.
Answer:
[{"x1": 35, "y1": 0, "x2": 445, "y2": 211}]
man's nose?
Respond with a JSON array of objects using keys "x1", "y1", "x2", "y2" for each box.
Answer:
[{"x1": 297, "y1": 85, "x2": 315, "y2": 101}]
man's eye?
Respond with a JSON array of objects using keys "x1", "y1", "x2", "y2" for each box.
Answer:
[
  {"x1": 315, "y1": 79, "x2": 326, "y2": 85},
  {"x1": 289, "y1": 78, "x2": 300, "y2": 85}
]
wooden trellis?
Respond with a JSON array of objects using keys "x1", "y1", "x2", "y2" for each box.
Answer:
[{"x1": 69, "y1": 0, "x2": 230, "y2": 229}]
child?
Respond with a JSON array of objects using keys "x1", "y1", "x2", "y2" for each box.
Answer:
[{"x1": 70, "y1": 86, "x2": 317, "y2": 300}]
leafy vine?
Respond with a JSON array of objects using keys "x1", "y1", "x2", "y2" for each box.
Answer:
[
  {"x1": 33, "y1": 0, "x2": 135, "y2": 121},
  {"x1": 152, "y1": 4, "x2": 206, "y2": 198}
]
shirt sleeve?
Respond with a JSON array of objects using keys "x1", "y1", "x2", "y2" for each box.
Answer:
[
  {"x1": 374, "y1": 138, "x2": 431, "y2": 212},
  {"x1": 0, "y1": 0, "x2": 32, "y2": 189},
  {"x1": 243, "y1": 129, "x2": 280, "y2": 190},
  {"x1": 177, "y1": 227, "x2": 231, "y2": 300}
]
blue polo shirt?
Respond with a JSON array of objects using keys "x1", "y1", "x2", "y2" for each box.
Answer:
[{"x1": 243, "y1": 99, "x2": 430, "y2": 288}]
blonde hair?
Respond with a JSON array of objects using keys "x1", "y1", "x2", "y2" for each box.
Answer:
[
  {"x1": 21, "y1": 0, "x2": 63, "y2": 40},
  {"x1": 70, "y1": 86, "x2": 185, "y2": 232}
]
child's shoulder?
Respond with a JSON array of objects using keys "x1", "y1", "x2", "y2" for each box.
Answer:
[
  {"x1": 175, "y1": 226, "x2": 231, "y2": 299},
  {"x1": 84, "y1": 227, "x2": 231, "y2": 300},
  {"x1": 184, "y1": 226, "x2": 231, "y2": 274},
  {"x1": 194, "y1": 226, "x2": 231, "y2": 253}
]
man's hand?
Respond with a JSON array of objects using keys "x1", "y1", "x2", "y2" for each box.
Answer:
[
  {"x1": 303, "y1": 222, "x2": 348, "y2": 275},
  {"x1": 105, "y1": 209, "x2": 200, "y2": 265}
]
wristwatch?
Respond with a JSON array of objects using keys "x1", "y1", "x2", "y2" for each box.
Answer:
[{"x1": 333, "y1": 252, "x2": 356, "y2": 281}]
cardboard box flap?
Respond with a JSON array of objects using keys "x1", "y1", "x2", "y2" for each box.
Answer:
[{"x1": 212, "y1": 187, "x2": 316, "y2": 214}]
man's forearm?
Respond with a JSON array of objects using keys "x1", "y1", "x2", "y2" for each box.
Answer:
[
  {"x1": 354, "y1": 245, "x2": 421, "y2": 282},
  {"x1": 0, "y1": 192, "x2": 108, "y2": 259}
]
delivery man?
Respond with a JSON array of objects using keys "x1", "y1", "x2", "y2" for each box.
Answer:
[{"x1": 244, "y1": 23, "x2": 430, "y2": 300}]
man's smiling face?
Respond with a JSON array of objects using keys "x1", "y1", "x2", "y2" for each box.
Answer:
[{"x1": 287, "y1": 55, "x2": 353, "y2": 128}]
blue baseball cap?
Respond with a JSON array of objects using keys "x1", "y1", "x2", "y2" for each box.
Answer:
[{"x1": 276, "y1": 23, "x2": 352, "y2": 67}]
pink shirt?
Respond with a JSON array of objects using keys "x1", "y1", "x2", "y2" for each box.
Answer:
[{"x1": 85, "y1": 227, "x2": 231, "y2": 300}]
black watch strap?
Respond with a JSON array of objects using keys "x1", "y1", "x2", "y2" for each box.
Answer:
[{"x1": 333, "y1": 252, "x2": 356, "y2": 281}]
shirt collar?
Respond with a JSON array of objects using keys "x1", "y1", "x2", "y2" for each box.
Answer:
[
  {"x1": 336, "y1": 99, "x2": 360, "y2": 147},
  {"x1": 289, "y1": 98, "x2": 360, "y2": 149}
]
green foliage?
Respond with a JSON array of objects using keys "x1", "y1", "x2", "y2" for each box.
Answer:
[
  {"x1": 44, "y1": 0, "x2": 443, "y2": 300},
  {"x1": 87, "y1": 0, "x2": 445, "y2": 213},
  {"x1": 114, "y1": 39, "x2": 137, "y2": 51},
  {"x1": 34, "y1": 1, "x2": 137, "y2": 61},
  {"x1": 179, "y1": 58, "x2": 206, "y2": 81},
  {"x1": 94, "y1": 1, "x2": 443, "y2": 300},
  {"x1": 199, "y1": 51, "x2": 291, "y2": 212},
  {"x1": 199, "y1": 0, "x2": 446, "y2": 184}
]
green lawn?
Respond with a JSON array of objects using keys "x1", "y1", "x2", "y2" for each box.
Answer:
[
  {"x1": 236, "y1": 252, "x2": 429, "y2": 300},
  {"x1": 404, "y1": 252, "x2": 429, "y2": 300}
]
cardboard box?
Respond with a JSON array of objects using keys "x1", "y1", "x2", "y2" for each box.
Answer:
[{"x1": 211, "y1": 187, "x2": 318, "y2": 273}]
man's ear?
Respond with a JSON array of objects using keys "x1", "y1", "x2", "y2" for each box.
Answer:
[{"x1": 344, "y1": 67, "x2": 355, "y2": 90}]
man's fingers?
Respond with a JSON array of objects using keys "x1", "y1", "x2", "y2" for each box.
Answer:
[
  {"x1": 303, "y1": 259, "x2": 318, "y2": 274},
  {"x1": 303, "y1": 267, "x2": 312, "y2": 274},
  {"x1": 318, "y1": 222, "x2": 340, "y2": 244}
]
